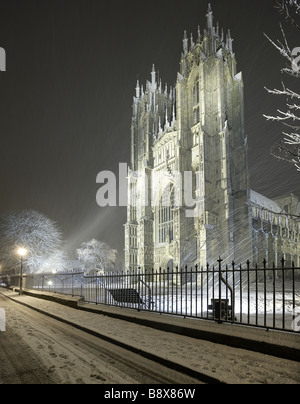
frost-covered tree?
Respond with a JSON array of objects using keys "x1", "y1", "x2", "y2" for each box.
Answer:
[
  {"x1": 76, "y1": 239, "x2": 118, "y2": 274},
  {"x1": 0, "y1": 210, "x2": 67, "y2": 274},
  {"x1": 264, "y1": 0, "x2": 300, "y2": 171}
]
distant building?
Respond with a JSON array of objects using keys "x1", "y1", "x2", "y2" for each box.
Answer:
[
  {"x1": 125, "y1": 5, "x2": 300, "y2": 271},
  {"x1": 251, "y1": 192, "x2": 300, "y2": 267}
]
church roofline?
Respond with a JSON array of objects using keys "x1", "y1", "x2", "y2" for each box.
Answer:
[
  {"x1": 272, "y1": 193, "x2": 300, "y2": 201},
  {"x1": 250, "y1": 190, "x2": 284, "y2": 214}
]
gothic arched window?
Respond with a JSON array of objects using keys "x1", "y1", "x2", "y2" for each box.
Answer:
[
  {"x1": 194, "y1": 109, "x2": 197, "y2": 125},
  {"x1": 193, "y1": 80, "x2": 200, "y2": 125},
  {"x1": 158, "y1": 186, "x2": 174, "y2": 244}
]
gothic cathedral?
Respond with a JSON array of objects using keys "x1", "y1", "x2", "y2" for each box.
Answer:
[{"x1": 125, "y1": 5, "x2": 300, "y2": 272}]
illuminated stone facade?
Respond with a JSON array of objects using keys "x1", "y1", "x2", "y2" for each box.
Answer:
[{"x1": 125, "y1": 5, "x2": 300, "y2": 271}]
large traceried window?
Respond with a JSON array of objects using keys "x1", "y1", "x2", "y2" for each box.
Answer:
[
  {"x1": 193, "y1": 81, "x2": 200, "y2": 125},
  {"x1": 193, "y1": 81, "x2": 199, "y2": 106},
  {"x1": 158, "y1": 186, "x2": 174, "y2": 244}
]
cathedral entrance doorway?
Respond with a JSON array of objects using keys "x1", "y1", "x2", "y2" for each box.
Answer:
[
  {"x1": 165, "y1": 258, "x2": 174, "y2": 281},
  {"x1": 166, "y1": 259, "x2": 174, "y2": 271}
]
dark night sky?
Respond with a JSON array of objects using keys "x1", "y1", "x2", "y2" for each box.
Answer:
[{"x1": 0, "y1": 0, "x2": 299, "y2": 262}]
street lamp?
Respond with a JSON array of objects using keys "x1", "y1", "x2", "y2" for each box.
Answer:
[{"x1": 17, "y1": 248, "x2": 27, "y2": 295}]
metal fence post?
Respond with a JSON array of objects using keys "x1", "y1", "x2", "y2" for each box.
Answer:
[
  {"x1": 281, "y1": 258, "x2": 286, "y2": 329},
  {"x1": 96, "y1": 271, "x2": 98, "y2": 305},
  {"x1": 217, "y1": 257, "x2": 223, "y2": 323}
]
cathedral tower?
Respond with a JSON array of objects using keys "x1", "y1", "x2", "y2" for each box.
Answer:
[{"x1": 125, "y1": 5, "x2": 253, "y2": 271}]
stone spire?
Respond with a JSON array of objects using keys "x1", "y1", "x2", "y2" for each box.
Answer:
[
  {"x1": 171, "y1": 104, "x2": 176, "y2": 127},
  {"x1": 183, "y1": 31, "x2": 189, "y2": 56},
  {"x1": 206, "y1": 3, "x2": 213, "y2": 32},
  {"x1": 151, "y1": 64, "x2": 156, "y2": 85},
  {"x1": 190, "y1": 33, "x2": 195, "y2": 50},
  {"x1": 216, "y1": 22, "x2": 219, "y2": 38},
  {"x1": 227, "y1": 30, "x2": 234, "y2": 53},
  {"x1": 135, "y1": 79, "x2": 140, "y2": 99},
  {"x1": 197, "y1": 25, "x2": 201, "y2": 43},
  {"x1": 165, "y1": 107, "x2": 170, "y2": 129}
]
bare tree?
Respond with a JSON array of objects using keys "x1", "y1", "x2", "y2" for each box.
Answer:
[
  {"x1": 76, "y1": 239, "x2": 118, "y2": 274},
  {"x1": 0, "y1": 210, "x2": 67, "y2": 274},
  {"x1": 264, "y1": 0, "x2": 300, "y2": 171}
]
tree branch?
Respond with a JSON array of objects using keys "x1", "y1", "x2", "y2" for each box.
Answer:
[{"x1": 275, "y1": 0, "x2": 300, "y2": 31}]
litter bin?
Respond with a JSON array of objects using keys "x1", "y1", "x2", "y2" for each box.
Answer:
[{"x1": 211, "y1": 299, "x2": 232, "y2": 321}]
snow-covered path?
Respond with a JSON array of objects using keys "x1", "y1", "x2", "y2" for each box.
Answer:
[
  {"x1": 0, "y1": 293, "x2": 200, "y2": 384},
  {"x1": 0, "y1": 290, "x2": 299, "y2": 384}
]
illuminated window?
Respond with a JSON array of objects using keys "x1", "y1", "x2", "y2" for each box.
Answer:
[{"x1": 158, "y1": 186, "x2": 174, "y2": 244}]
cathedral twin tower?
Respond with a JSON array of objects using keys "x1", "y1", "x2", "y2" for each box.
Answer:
[{"x1": 125, "y1": 5, "x2": 300, "y2": 271}]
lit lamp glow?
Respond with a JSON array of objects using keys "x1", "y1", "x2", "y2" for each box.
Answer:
[{"x1": 18, "y1": 248, "x2": 27, "y2": 258}]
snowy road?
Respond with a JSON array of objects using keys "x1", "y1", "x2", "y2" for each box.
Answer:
[
  {"x1": 0, "y1": 290, "x2": 299, "y2": 384},
  {"x1": 0, "y1": 294, "x2": 201, "y2": 384}
]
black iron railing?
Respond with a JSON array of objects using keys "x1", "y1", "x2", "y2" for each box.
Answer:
[{"x1": 1, "y1": 258, "x2": 299, "y2": 333}]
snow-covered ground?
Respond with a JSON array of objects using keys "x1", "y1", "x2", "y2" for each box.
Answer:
[
  {"x1": 1, "y1": 289, "x2": 299, "y2": 384},
  {"x1": 52, "y1": 277, "x2": 299, "y2": 331}
]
